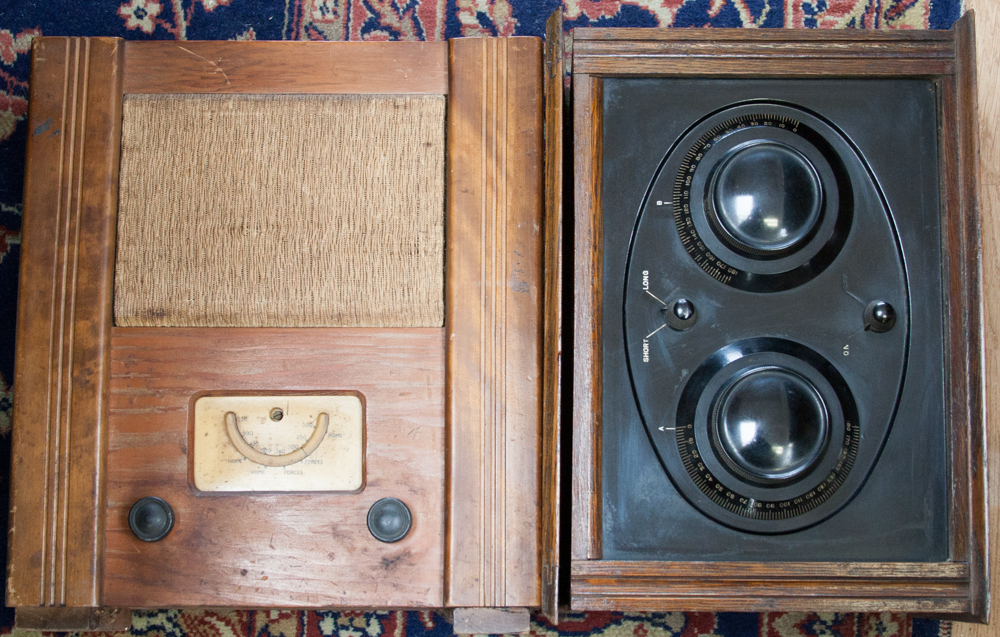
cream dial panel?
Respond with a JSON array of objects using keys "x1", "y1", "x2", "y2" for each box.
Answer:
[{"x1": 192, "y1": 394, "x2": 364, "y2": 492}]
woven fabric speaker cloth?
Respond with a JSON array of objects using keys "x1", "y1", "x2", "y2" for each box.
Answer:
[{"x1": 115, "y1": 93, "x2": 446, "y2": 328}]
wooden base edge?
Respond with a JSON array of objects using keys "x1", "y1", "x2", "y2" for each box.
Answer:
[
  {"x1": 570, "y1": 561, "x2": 974, "y2": 616},
  {"x1": 570, "y1": 597, "x2": 971, "y2": 615},
  {"x1": 15, "y1": 608, "x2": 133, "y2": 632},
  {"x1": 452, "y1": 608, "x2": 530, "y2": 634}
]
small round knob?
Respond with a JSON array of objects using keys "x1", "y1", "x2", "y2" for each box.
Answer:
[
  {"x1": 129, "y1": 497, "x2": 174, "y2": 542},
  {"x1": 864, "y1": 300, "x2": 896, "y2": 333},
  {"x1": 367, "y1": 498, "x2": 412, "y2": 543},
  {"x1": 673, "y1": 299, "x2": 694, "y2": 321},
  {"x1": 665, "y1": 298, "x2": 697, "y2": 331}
]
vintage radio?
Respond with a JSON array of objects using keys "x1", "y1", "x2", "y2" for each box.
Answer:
[
  {"x1": 6, "y1": 9, "x2": 989, "y2": 632},
  {"x1": 567, "y1": 12, "x2": 988, "y2": 622},
  {"x1": 7, "y1": 32, "x2": 562, "y2": 633}
]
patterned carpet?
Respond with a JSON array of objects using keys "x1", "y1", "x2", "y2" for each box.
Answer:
[{"x1": 0, "y1": 0, "x2": 963, "y2": 635}]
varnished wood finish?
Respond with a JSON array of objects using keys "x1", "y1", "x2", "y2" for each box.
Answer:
[
  {"x1": 445, "y1": 37, "x2": 544, "y2": 609},
  {"x1": 954, "y1": 2, "x2": 1000, "y2": 634},
  {"x1": 123, "y1": 41, "x2": 448, "y2": 94},
  {"x1": 104, "y1": 328, "x2": 445, "y2": 608},
  {"x1": 540, "y1": 10, "x2": 564, "y2": 624},
  {"x1": 571, "y1": 72, "x2": 603, "y2": 562},
  {"x1": 571, "y1": 561, "x2": 972, "y2": 613},
  {"x1": 16, "y1": 607, "x2": 131, "y2": 632},
  {"x1": 572, "y1": 28, "x2": 955, "y2": 77},
  {"x1": 569, "y1": 16, "x2": 987, "y2": 620},
  {"x1": 12, "y1": 35, "x2": 554, "y2": 615},
  {"x1": 951, "y1": 13, "x2": 988, "y2": 621},
  {"x1": 7, "y1": 36, "x2": 123, "y2": 608}
]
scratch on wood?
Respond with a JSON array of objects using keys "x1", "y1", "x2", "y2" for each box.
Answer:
[{"x1": 177, "y1": 46, "x2": 231, "y2": 85}]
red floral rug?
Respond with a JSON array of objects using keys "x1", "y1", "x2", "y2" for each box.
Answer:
[{"x1": 0, "y1": 609, "x2": 949, "y2": 637}]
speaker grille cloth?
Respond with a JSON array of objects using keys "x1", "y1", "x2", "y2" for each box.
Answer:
[{"x1": 115, "y1": 93, "x2": 445, "y2": 327}]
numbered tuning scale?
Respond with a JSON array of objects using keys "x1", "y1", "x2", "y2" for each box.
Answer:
[
  {"x1": 192, "y1": 394, "x2": 365, "y2": 493},
  {"x1": 623, "y1": 102, "x2": 911, "y2": 534}
]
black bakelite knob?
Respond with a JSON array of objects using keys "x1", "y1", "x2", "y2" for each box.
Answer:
[
  {"x1": 368, "y1": 498, "x2": 412, "y2": 543},
  {"x1": 673, "y1": 298, "x2": 694, "y2": 321},
  {"x1": 713, "y1": 367, "x2": 829, "y2": 484},
  {"x1": 665, "y1": 298, "x2": 697, "y2": 331},
  {"x1": 710, "y1": 142, "x2": 823, "y2": 256},
  {"x1": 129, "y1": 497, "x2": 174, "y2": 542},
  {"x1": 864, "y1": 300, "x2": 896, "y2": 333}
]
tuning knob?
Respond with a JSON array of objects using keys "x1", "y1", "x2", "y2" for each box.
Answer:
[
  {"x1": 129, "y1": 497, "x2": 174, "y2": 542},
  {"x1": 367, "y1": 498, "x2": 412, "y2": 543}
]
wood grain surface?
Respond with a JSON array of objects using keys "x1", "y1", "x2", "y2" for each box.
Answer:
[
  {"x1": 103, "y1": 328, "x2": 446, "y2": 608},
  {"x1": 7, "y1": 36, "x2": 123, "y2": 608},
  {"x1": 445, "y1": 36, "x2": 544, "y2": 610},
  {"x1": 571, "y1": 28, "x2": 955, "y2": 77},
  {"x1": 571, "y1": 70, "x2": 603, "y2": 562},
  {"x1": 540, "y1": 10, "x2": 564, "y2": 623},
  {"x1": 952, "y1": 13, "x2": 988, "y2": 620},
  {"x1": 953, "y1": 2, "x2": 999, "y2": 634},
  {"x1": 15, "y1": 607, "x2": 131, "y2": 631},
  {"x1": 123, "y1": 41, "x2": 447, "y2": 94},
  {"x1": 571, "y1": 561, "x2": 972, "y2": 614}
]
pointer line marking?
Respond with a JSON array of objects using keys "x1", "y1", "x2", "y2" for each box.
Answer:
[{"x1": 645, "y1": 289, "x2": 668, "y2": 306}]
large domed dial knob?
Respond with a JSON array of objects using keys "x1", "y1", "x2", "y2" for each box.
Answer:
[
  {"x1": 713, "y1": 367, "x2": 829, "y2": 483},
  {"x1": 710, "y1": 142, "x2": 823, "y2": 256}
]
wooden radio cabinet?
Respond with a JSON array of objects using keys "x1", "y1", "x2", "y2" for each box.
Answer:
[
  {"x1": 6, "y1": 8, "x2": 991, "y2": 631},
  {"x1": 7, "y1": 31, "x2": 563, "y2": 633},
  {"x1": 568, "y1": 12, "x2": 987, "y2": 622}
]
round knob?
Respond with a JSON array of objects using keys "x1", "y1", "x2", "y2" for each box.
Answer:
[
  {"x1": 673, "y1": 299, "x2": 694, "y2": 321},
  {"x1": 129, "y1": 497, "x2": 174, "y2": 542},
  {"x1": 710, "y1": 142, "x2": 822, "y2": 255},
  {"x1": 666, "y1": 298, "x2": 697, "y2": 331},
  {"x1": 713, "y1": 367, "x2": 829, "y2": 483},
  {"x1": 864, "y1": 300, "x2": 896, "y2": 333},
  {"x1": 367, "y1": 498, "x2": 412, "y2": 543}
]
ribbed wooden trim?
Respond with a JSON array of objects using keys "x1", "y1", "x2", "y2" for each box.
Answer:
[
  {"x1": 573, "y1": 28, "x2": 955, "y2": 42},
  {"x1": 571, "y1": 561, "x2": 972, "y2": 614},
  {"x1": 8, "y1": 36, "x2": 122, "y2": 607},
  {"x1": 445, "y1": 36, "x2": 544, "y2": 608},
  {"x1": 572, "y1": 28, "x2": 956, "y2": 77}
]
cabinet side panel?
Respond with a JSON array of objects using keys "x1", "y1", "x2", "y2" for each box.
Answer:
[
  {"x1": 446, "y1": 36, "x2": 544, "y2": 608},
  {"x1": 7, "y1": 36, "x2": 122, "y2": 608},
  {"x1": 952, "y1": 11, "x2": 988, "y2": 623},
  {"x1": 540, "y1": 10, "x2": 565, "y2": 623},
  {"x1": 955, "y1": 3, "x2": 1000, "y2": 633}
]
